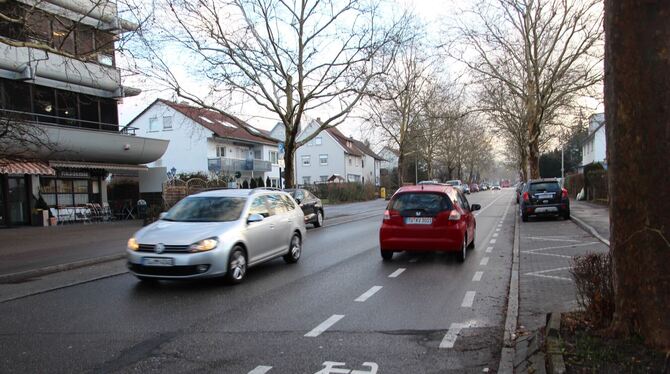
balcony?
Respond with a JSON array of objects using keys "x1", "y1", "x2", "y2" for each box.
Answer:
[
  {"x1": 0, "y1": 43, "x2": 137, "y2": 98},
  {"x1": 208, "y1": 158, "x2": 272, "y2": 173},
  {"x1": 0, "y1": 112, "x2": 168, "y2": 164}
]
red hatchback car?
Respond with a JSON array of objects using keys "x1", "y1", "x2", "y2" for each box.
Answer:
[{"x1": 379, "y1": 185, "x2": 480, "y2": 262}]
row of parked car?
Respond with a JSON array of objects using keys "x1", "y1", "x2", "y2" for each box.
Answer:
[{"x1": 126, "y1": 188, "x2": 325, "y2": 284}]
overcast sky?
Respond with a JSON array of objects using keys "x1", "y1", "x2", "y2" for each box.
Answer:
[{"x1": 118, "y1": 0, "x2": 467, "y2": 140}]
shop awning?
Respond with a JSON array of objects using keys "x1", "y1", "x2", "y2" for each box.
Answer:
[
  {"x1": 49, "y1": 160, "x2": 148, "y2": 172},
  {"x1": 0, "y1": 159, "x2": 56, "y2": 175}
]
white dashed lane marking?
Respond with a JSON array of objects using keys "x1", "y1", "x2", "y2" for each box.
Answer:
[
  {"x1": 305, "y1": 314, "x2": 345, "y2": 337},
  {"x1": 472, "y1": 271, "x2": 483, "y2": 282},
  {"x1": 388, "y1": 268, "x2": 406, "y2": 278},
  {"x1": 480, "y1": 257, "x2": 489, "y2": 266},
  {"x1": 461, "y1": 291, "x2": 476, "y2": 307},
  {"x1": 409, "y1": 258, "x2": 418, "y2": 263},
  {"x1": 486, "y1": 246, "x2": 493, "y2": 253},
  {"x1": 248, "y1": 366, "x2": 273, "y2": 374},
  {"x1": 355, "y1": 286, "x2": 383, "y2": 302},
  {"x1": 489, "y1": 239, "x2": 497, "y2": 244},
  {"x1": 493, "y1": 233, "x2": 499, "y2": 237},
  {"x1": 440, "y1": 322, "x2": 467, "y2": 348}
]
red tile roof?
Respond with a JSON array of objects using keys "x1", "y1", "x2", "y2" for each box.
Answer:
[
  {"x1": 324, "y1": 126, "x2": 384, "y2": 160},
  {"x1": 159, "y1": 99, "x2": 278, "y2": 146}
]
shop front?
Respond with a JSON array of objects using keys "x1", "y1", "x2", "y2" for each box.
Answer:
[{"x1": 0, "y1": 159, "x2": 56, "y2": 227}]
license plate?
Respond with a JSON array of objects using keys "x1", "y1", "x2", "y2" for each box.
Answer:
[
  {"x1": 405, "y1": 217, "x2": 433, "y2": 225},
  {"x1": 535, "y1": 207, "x2": 558, "y2": 213},
  {"x1": 543, "y1": 200, "x2": 549, "y2": 204},
  {"x1": 142, "y1": 257, "x2": 174, "y2": 267}
]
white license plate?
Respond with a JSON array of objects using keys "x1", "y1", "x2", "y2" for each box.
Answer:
[
  {"x1": 142, "y1": 257, "x2": 174, "y2": 267},
  {"x1": 535, "y1": 207, "x2": 558, "y2": 213},
  {"x1": 405, "y1": 217, "x2": 433, "y2": 225}
]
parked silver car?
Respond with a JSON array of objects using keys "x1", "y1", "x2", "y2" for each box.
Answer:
[{"x1": 126, "y1": 189, "x2": 307, "y2": 283}]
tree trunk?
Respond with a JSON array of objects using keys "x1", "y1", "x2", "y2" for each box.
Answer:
[
  {"x1": 605, "y1": 0, "x2": 670, "y2": 350},
  {"x1": 527, "y1": 127, "x2": 540, "y2": 179},
  {"x1": 283, "y1": 145, "x2": 295, "y2": 188},
  {"x1": 397, "y1": 153, "x2": 405, "y2": 186}
]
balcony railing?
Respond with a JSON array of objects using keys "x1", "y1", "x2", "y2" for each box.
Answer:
[
  {"x1": 208, "y1": 157, "x2": 272, "y2": 173},
  {"x1": 0, "y1": 108, "x2": 136, "y2": 134}
]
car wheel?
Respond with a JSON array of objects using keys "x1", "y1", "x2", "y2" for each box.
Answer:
[
  {"x1": 283, "y1": 234, "x2": 302, "y2": 263},
  {"x1": 522, "y1": 213, "x2": 529, "y2": 222},
  {"x1": 458, "y1": 235, "x2": 467, "y2": 262},
  {"x1": 563, "y1": 211, "x2": 571, "y2": 220},
  {"x1": 314, "y1": 210, "x2": 324, "y2": 228},
  {"x1": 381, "y1": 249, "x2": 393, "y2": 261},
  {"x1": 225, "y1": 247, "x2": 247, "y2": 284}
]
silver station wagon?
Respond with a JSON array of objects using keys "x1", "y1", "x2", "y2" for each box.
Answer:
[{"x1": 126, "y1": 188, "x2": 307, "y2": 283}]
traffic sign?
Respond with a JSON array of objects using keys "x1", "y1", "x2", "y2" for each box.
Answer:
[{"x1": 278, "y1": 159, "x2": 285, "y2": 168}]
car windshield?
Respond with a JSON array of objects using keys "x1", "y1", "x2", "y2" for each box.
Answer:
[
  {"x1": 529, "y1": 182, "x2": 561, "y2": 193},
  {"x1": 162, "y1": 196, "x2": 247, "y2": 222},
  {"x1": 390, "y1": 193, "x2": 453, "y2": 214}
]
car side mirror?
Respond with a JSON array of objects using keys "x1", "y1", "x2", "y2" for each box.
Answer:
[
  {"x1": 159, "y1": 212, "x2": 168, "y2": 219},
  {"x1": 471, "y1": 204, "x2": 481, "y2": 211},
  {"x1": 295, "y1": 198, "x2": 302, "y2": 205},
  {"x1": 247, "y1": 213, "x2": 264, "y2": 224}
]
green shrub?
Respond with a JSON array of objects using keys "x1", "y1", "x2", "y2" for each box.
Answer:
[{"x1": 306, "y1": 183, "x2": 377, "y2": 203}]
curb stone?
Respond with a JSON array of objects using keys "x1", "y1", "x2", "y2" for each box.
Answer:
[
  {"x1": 498, "y1": 205, "x2": 520, "y2": 373},
  {"x1": 545, "y1": 312, "x2": 567, "y2": 374},
  {"x1": 0, "y1": 253, "x2": 126, "y2": 284},
  {"x1": 570, "y1": 215, "x2": 610, "y2": 247}
]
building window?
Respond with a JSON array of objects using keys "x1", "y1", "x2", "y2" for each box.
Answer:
[
  {"x1": 303, "y1": 176, "x2": 311, "y2": 185},
  {"x1": 149, "y1": 117, "x2": 159, "y2": 132},
  {"x1": 320, "y1": 175, "x2": 328, "y2": 183},
  {"x1": 349, "y1": 157, "x2": 352, "y2": 165},
  {"x1": 315, "y1": 136, "x2": 322, "y2": 145},
  {"x1": 319, "y1": 154, "x2": 328, "y2": 165},
  {"x1": 361, "y1": 159, "x2": 364, "y2": 168},
  {"x1": 269, "y1": 151, "x2": 279, "y2": 164},
  {"x1": 302, "y1": 155, "x2": 311, "y2": 166},
  {"x1": 216, "y1": 146, "x2": 226, "y2": 157},
  {"x1": 163, "y1": 116, "x2": 173, "y2": 130},
  {"x1": 254, "y1": 149, "x2": 262, "y2": 159}
]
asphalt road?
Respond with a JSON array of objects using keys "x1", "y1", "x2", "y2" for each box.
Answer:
[{"x1": 0, "y1": 189, "x2": 516, "y2": 374}]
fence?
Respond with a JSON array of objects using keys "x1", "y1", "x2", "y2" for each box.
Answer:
[
  {"x1": 565, "y1": 168, "x2": 609, "y2": 203},
  {"x1": 162, "y1": 178, "x2": 231, "y2": 208}
]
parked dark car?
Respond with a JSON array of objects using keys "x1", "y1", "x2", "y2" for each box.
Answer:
[
  {"x1": 516, "y1": 182, "x2": 525, "y2": 204},
  {"x1": 285, "y1": 189, "x2": 324, "y2": 227},
  {"x1": 519, "y1": 179, "x2": 570, "y2": 221}
]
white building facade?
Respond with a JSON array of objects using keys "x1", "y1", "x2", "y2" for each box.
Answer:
[
  {"x1": 126, "y1": 100, "x2": 281, "y2": 187},
  {"x1": 289, "y1": 121, "x2": 383, "y2": 186},
  {"x1": 581, "y1": 113, "x2": 606, "y2": 168}
]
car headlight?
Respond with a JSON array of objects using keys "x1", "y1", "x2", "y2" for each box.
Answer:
[
  {"x1": 127, "y1": 237, "x2": 139, "y2": 251},
  {"x1": 189, "y1": 238, "x2": 219, "y2": 252}
]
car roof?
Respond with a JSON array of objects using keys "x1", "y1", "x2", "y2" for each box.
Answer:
[
  {"x1": 192, "y1": 188, "x2": 289, "y2": 198},
  {"x1": 395, "y1": 184, "x2": 456, "y2": 194},
  {"x1": 528, "y1": 178, "x2": 559, "y2": 183}
]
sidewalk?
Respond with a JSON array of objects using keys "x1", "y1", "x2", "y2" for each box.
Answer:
[
  {"x1": 0, "y1": 220, "x2": 142, "y2": 279},
  {"x1": 323, "y1": 198, "x2": 387, "y2": 219},
  {"x1": 570, "y1": 199, "x2": 610, "y2": 243},
  {"x1": 514, "y1": 215, "x2": 609, "y2": 372}
]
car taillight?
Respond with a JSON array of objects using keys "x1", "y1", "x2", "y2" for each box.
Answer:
[
  {"x1": 522, "y1": 192, "x2": 530, "y2": 201},
  {"x1": 562, "y1": 188, "x2": 569, "y2": 199},
  {"x1": 383, "y1": 210, "x2": 391, "y2": 220},
  {"x1": 448, "y1": 210, "x2": 461, "y2": 221}
]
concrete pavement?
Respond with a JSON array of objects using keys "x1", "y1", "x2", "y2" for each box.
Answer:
[
  {"x1": 570, "y1": 200, "x2": 610, "y2": 245},
  {"x1": 513, "y1": 205, "x2": 609, "y2": 372}
]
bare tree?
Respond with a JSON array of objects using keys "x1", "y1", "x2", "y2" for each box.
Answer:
[
  {"x1": 126, "y1": 0, "x2": 411, "y2": 187},
  {"x1": 451, "y1": 0, "x2": 603, "y2": 179},
  {"x1": 605, "y1": 0, "x2": 670, "y2": 351},
  {"x1": 363, "y1": 43, "x2": 431, "y2": 185}
]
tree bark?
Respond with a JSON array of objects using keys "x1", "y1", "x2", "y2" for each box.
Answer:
[
  {"x1": 605, "y1": 0, "x2": 670, "y2": 350},
  {"x1": 397, "y1": 153, "x2": 405, "y2": 186}
]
